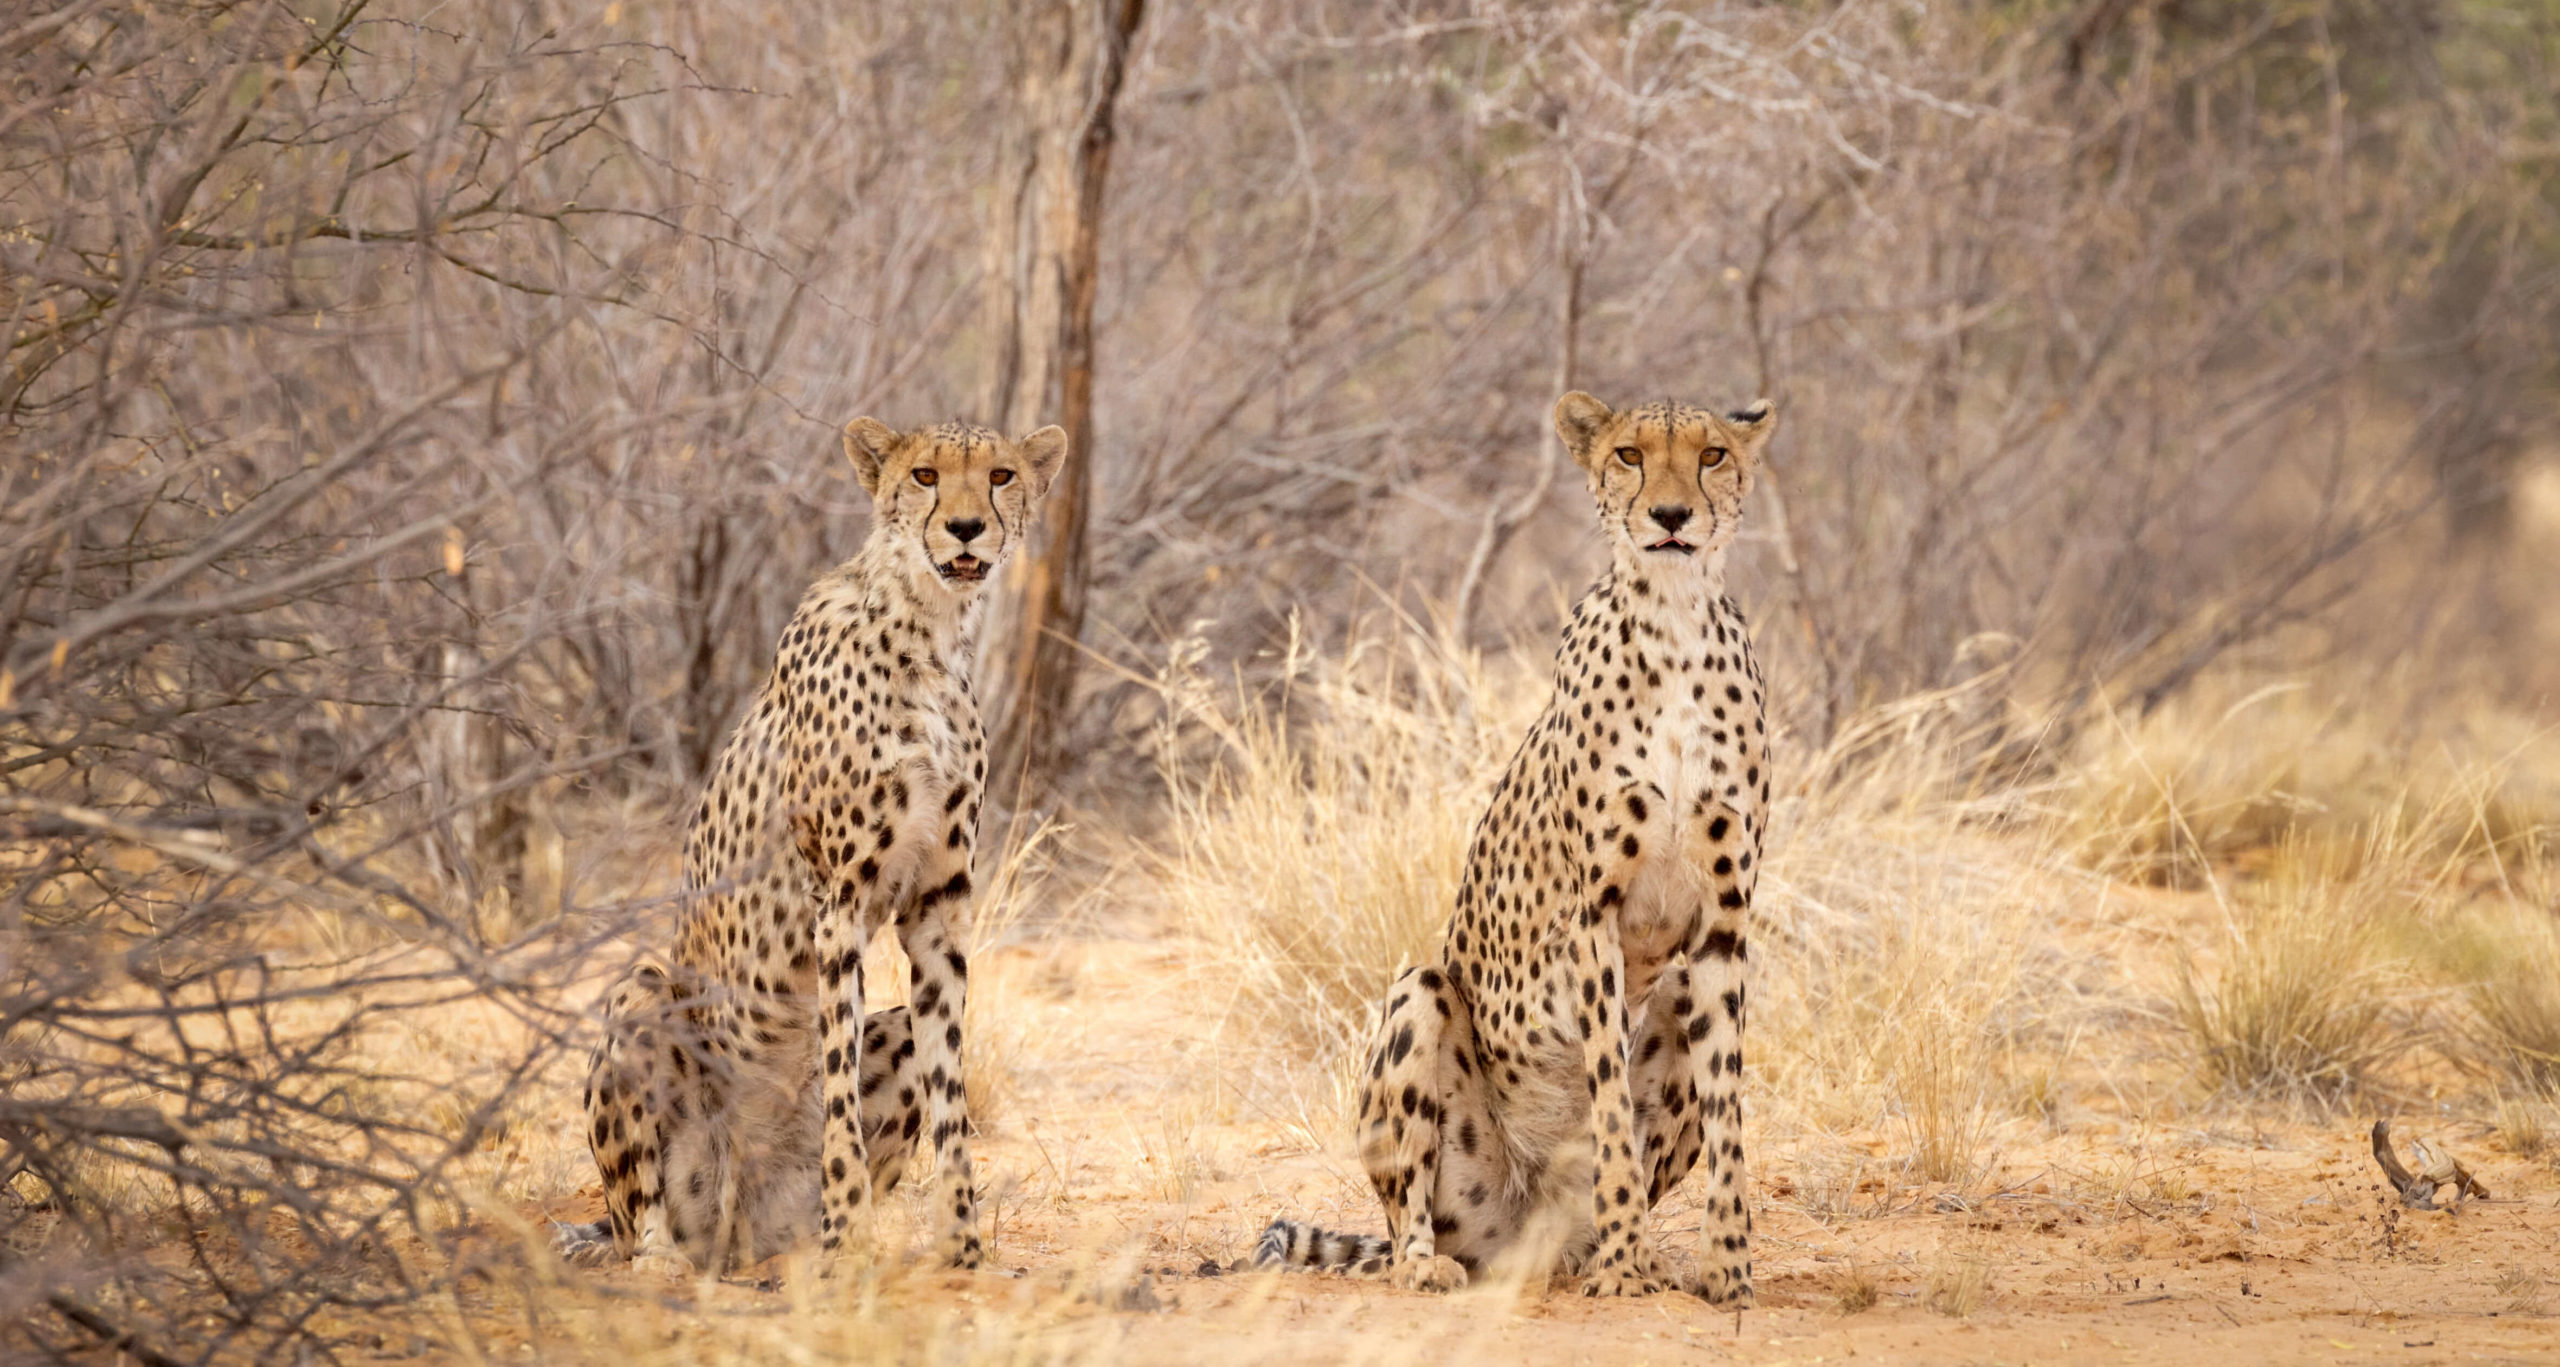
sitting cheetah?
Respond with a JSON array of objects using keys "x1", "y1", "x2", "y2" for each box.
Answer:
[
  {"x1": 1256, "y1": 391, "x2": 1775, "y2": 1303},
  {"x1": 557, "y1": 418, "x2": 1067, "y2": 1277}
]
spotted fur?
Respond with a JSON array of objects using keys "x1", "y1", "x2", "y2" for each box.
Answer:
[
  {"x1": 1255, "y1": 392, "x2": 1776, "y2": 1303},
  {"x1": 564, "y1": 418, "x2": 1067, "y2": 1277}
]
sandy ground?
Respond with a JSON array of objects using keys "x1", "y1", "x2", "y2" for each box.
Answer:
[{"x1": 495, "y1": 935, "x2": 2560, "y2": 1367}]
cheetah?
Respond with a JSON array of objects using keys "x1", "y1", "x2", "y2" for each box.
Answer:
[
  {"x1": 1255, "y1": 391, "x2": 1775, "y2": 1304},
  {"x1": 557, "y1": 418, "x2": 1067, "y2": 1277}
]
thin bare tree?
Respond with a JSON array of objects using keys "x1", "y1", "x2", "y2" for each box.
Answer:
[{"x1": 978, "y1": 0, "x2": 1151, "y2": 816}]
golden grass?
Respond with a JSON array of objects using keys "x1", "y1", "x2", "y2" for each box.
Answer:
[
  {"x1": 2493, "y1": 1088, "x2": 2553, "y2": 1160},
  {"x1": 2171, "y1": 857, "x2": 2400, "y2": 1108},
  {"x1": 962, "y1": 820, "x2": 1072, "y2": 1132},
  {"x1": 1751, "y1": 685, "x2": 2090, "y2": 1184},
  {"x1": 1135, "y1": 614, "x2": 2107, "y2": 1194},
  {"x1": 2430, "y1": 894, "x2": 2560, "y2": 1093},
  {"x1": 35, "y1": 625, "x2": 2560, "y2": 1363},
  {"x1": 2066, "y1": 677, "x2": 2560, "y2": 886},
  {"x1": 1133, "y1": 606, "x2": 2560, "y2": 1195},
  {"x1": 1138, "y1": 612, "x2": 1536, "y2": 1070}
]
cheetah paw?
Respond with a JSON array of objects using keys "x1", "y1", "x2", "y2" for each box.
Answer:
[
  {"x1": 1390, "y1": 1255, "x2": 1468, "y2": 1293},
  {"x1": 631, "y1": 1249, "x2": 696, "y2": 1281},
  {"x1": 1579, "y1": 1266, "x2": 1666, "y2": 1298},
  {"x1": 806, "y1": 1246, "x2": 877, "y2": 1282},
  {"x1": 1687, "y1": 1269, "x2": 1755, "y2": 1308},
  {"x1": 938, "y1": 1234, "x2": 986, "y2": 1271}
]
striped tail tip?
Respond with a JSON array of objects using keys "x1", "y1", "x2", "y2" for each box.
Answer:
[{"x1": 1250, "y1": 1218, "x2": 1393, "y2": 1274}]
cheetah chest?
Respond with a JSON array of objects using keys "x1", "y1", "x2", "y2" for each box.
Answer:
[
  {"x1": 857, "y1": 674, "x2": 975, "y2": 910},
  {"x1": 1617, "y1": 658, "x2": 1759, "y2": 981}
]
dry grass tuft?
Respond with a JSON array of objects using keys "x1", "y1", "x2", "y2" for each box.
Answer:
[
  {"x1": 1135, "y1": 1093, "x2": 1223, "y2": 1204},
  {"x1": 1923, "y1": 1244, "x2": 1995, "y2": 1318},
  {"x1": 1753, "y1": 683, "x2": 2090, "y2": 1180},
  {"x1": 2071, "y1": 684, "x2": 2367, "y2": 884},
  {"x1": 2496, "y1": 1267, "x2": 2548, "y2": 1315},
  {"x1": 2172, "y1": 862, "x2": 2400, "y2": 1108},
  {"x1": 1833, "y1": 1261, "x2": 1882, "y2": 1314},
  {"x1": 960, "y1": 822, "x2": 1072, "y2": 1131},
  {"x1": 2493, "y1": 1088, "x2": 2554, "y2": 1160},
  {"x1": 2431, "y1": 895, "x2": 2560, "y2": 1093},
  {"x1": 1141, "y1": 615, "x2": 2113, "y2": 1187},
  {"x1": 1894, "y1": 1013, "x2": 1999, "y2": 1185},
  {"x1": 1138, "y1": 613, "x2": 1536, "y2": 1068}
]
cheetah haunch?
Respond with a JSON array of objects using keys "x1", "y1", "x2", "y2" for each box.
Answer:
[
  {"x1": 559, "y1": 419, "x2": 1067, "y2": 1278},
  {"x1": 1256, "y1": 392, "x2": 1775, "y2": 1303}
]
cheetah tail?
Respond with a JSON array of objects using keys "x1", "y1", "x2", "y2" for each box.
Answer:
[
  {"x1": 551, "y1": 1218, "x2": 618, "y2": 1268},
  {"x1": 1247, "y1": 1217, "x2": 1391, "y2": 1275}
]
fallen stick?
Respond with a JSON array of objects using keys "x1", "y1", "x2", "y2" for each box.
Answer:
[{"x1": 2370, "y1": 1119, "x2": 2491, "y2": 1210}]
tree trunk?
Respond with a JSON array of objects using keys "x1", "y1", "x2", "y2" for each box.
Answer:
[
  {"x1": 976, "y1": 0, "x2": 1145, "y2": 819},
  {"x1": 419, "y1": 540, "x2": 529, "y2": 945}
]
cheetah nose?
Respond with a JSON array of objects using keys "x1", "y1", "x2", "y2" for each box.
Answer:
[
  {"x1": 1648, "y1": 505, "x2": 1692, "y2": 534},
  {"x1": 945, "y1": 517, "x2": 985, "y2": 544}
]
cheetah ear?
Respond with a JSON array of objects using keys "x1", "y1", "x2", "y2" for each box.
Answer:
[
  {"x1": 1723, "y1": 399, "x2": 1776, "y2": 456},
  {"x1": 842, "y1": 418, "x2": 900, "y2": 494},
  {"x1": 1554, "y1": 392, "x2": 1614, "y2": 467},
  {"x1": 1014, "y1": 424, "x2": 1068, "y2": 497}
]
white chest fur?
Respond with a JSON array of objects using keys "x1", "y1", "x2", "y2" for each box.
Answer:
[{"x1": 1619, "y1": 592, "x2": 1755, "y2": 986}]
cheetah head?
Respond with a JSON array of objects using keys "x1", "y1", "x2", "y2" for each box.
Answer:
[
  {"x1": 1553, "y1": 391, "x2": 1774, "y2": 566},
  {"x1": 841, "y1": 418, "x2": 1069, "y2": 593}
]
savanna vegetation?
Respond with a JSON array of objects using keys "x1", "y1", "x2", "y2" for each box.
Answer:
[{"x1": 5, "y1": 1, "x2": 2559, "y2": 1362}]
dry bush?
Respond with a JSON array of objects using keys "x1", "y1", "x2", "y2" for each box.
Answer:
[
  {"x1": 1078, "y1": 0, "x2": 2560, "y2": 761},
  {"x1": 1, "y1": 1, "x2": 1004, "y2": 1356}
]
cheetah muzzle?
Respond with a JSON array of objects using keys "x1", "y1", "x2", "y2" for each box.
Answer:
[
  {"x1": 1254, "y1": 390, "x2": 1777, "y2": 1306},
  {"x1": 568, "y1": 416, "x2": 1067, "y2": 1279}
]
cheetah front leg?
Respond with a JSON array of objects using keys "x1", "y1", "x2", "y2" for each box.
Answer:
[
  {"x1": 895, "y1": 861, "x2": 983, "y2": 1269},
  {"x1": 1571, "y1": 901, "x2": 1665, "y2": 1297},
  {"x1": 1678, "y1": 805, "x2": 1757, "y2": 1307},
  {"x1": 810, "y1": 894, "x2": 878, "y2": 1269},
  {"x1": 1357, "y1": 965, "x2": 1467, "y2": 1292},
  {"x1": 581, "y1": 959, "x2": 702, "y2": 1277}
]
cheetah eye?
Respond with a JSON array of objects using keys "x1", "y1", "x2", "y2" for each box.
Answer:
[
  {"x1": 1702, "y1": 446, "x2": 1729, "y2": 469},
  {"x1": 1614, "y1": 446, "x2": 1643, "y2": 468},
  {"x1": 911, "y1": 468, "x2": 937, "y2": 487},
  {"x1": 989, "y1": 468, "x2": 1014, "y2": 487}
]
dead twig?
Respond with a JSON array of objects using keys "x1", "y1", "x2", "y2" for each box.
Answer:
[{"x1": 2371, "y1": 1119, "x2": 2491, "y2": 1210}]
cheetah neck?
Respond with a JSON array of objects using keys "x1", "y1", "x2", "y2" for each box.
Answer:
[
  {"x1": 832, "y1": 536, "x2": 982, "y2": 668},
  {"x1": 1608, "y1": 544, "x2": 1730, "y2": 626}
]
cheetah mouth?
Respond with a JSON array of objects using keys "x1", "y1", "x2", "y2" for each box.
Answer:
[
  {"x1": 938, "y1": 554, "x2": 990, "y2": 583},
  {"x1": 1645, "y1": 536, "x2": 1698, "y2": 555}
]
